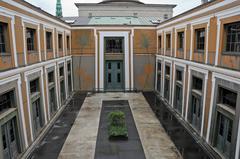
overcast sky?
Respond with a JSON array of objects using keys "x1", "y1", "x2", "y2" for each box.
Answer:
[{"x1": 26, "y1": 0, "x2": 202, "y2": 17}]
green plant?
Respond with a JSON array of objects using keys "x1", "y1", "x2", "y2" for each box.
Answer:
[{"x1": 108, "y1": 111, "x2": 128, "y2": 140}]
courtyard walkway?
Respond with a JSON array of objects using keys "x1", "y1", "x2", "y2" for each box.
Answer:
[{"x1": 58, "y1": 93, "x2": 181, "y2": 159}]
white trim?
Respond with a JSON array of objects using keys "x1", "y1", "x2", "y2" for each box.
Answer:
[
  {"x1": 11, "y1": 16, "x2": 18, "y2": 67},
  {"x1": 0, "y1": 56, "x2": 71, "y2": 79},
  {"x1": 44, "y1": 63, "x2": 57, "y2": 120},
  {"x1": 22, "y1": 23, "x2": 27, "y2": 65},
  {"x1": 43, "y1": 27, "x2": 47, "y2": 60},
  {"x1": 184, "y1": 27, "x2": 187, "y2": 59},
  {"x1": 236, "y1": 115, "x2": 240, "y2": 159},
  {"x1": 2, "y1": 0, "x2": 70, "y2": 29},
  {"x1": 190, "y1": 25, "x2": 193, "y2": 61},
  {"x1": 173, "y1": 62, "x2": 187, "y2": 117},
  {"x1": 0, "y1": 75, "x2": 28, "y2": 148},
  {"x1": 99, "y1": 31, "x2": 131, "y2": 91},
  {"x1": 215, "y1": 20, "x2": 221, "y2": 66},
  {"x1": 206, "y1": 76, "x2": 216, "y2": 142},
  {"x1": 156, "y1": 55, "x2": 240, "y2": 80},
  {"x1": 205, "y1": 21, "x2": 210, "y2": 64},
  {"x1": 130, "y1": 29, "x2": 134, "y2": 91},
  {"x1": 187, "y1": 65, "x2": 209, "y2": 137},
  {"x1": 163, "y1": 59, "x2": 173, "y2": 104},
  {"x1": 17, "y1": 77, "x2": 28, "y2": 148},
  {"x1": 24, "y1": 67, "x2": 47, "y2": 141},
  {"x1": 156, "y1": 0, "x2": 236, "y2": 29},
  {"x1": 94, "y1": 29, "x2": 98, "y2": 90}
]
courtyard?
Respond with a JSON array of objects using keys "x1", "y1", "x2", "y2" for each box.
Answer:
[{"x1": 28, "y1": 92, "x2": 213, "y2": 159}]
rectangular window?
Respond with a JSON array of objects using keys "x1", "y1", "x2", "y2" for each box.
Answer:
[
  {"x1": 178, "y1": 32, "x2": 184, "y2": 50},
  {"x1": 105, "y1": 37, "x2": 124, "y2": 53},
  {"x1": 30, "y1": 79, "x2": 40, "y2": 94},
  {"x1": 58, "y1": 34, "x2": 63, "y2": 50},
  {"x1": 218, "y1": 87, "x2": 237, "y2": 110},
  {"x1": 67, "y1": 36, "x2": 70, "y2": 50},
  {"x1": 164, "y1": 65, "x2": 170, "y2": 101},
  {"x1": 59, "y1": 67, "x2": 64, "y2": 77},
  {"x1": 176, "y1": 70, "x2": 183, "y2": 82},
  {"x1": 192, "y1": 76, "x2": 203, "y2": 91},
  {"x1": 174, "y1": 69, "x2": 183, "y2": 114},
  {"x1": 224, "y1": 21, "x2": 240, "y2": 54},
  {"x1": 158, "y1": 35, "x2": 162, "y2": 51},
  {"x1": 166, "y1": 34, "x2": 171, "y2": 50},
  {"x1": 0, "y1": 90, "x2": 15, "y2": 113},
  {"x1": 0, "y1": 22, "x2": 9, "y2": 54},
  {"x1": 195, "y1": 28, "x2": 205, "y2": 51},
  {"x1": 48, "y1": 71, "x2": 54, "y2": 84},
  {"x1": 165, "y1": 65, "x2": 170, "y2": 75},
  {"x1": 157, "y1": 62, "x2": 161, "y2": 92},
  {"x1": 26, "y1": 28, "x2": 36, "y2": 51},
  {"x1": 46, "y1": 32, "x2": 52, "y2": 50}
]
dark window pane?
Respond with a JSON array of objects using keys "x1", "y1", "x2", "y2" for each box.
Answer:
[
  {"x1": 0, "y1": 90, "x2": 15, "y2": 113},
  {"x1": 176, "y1": 70, "x2": 182, "y2": 81},
  {"x1": 108, "y1": 73, "x2": 111, "y2": 83},
  {"x1": 195, "y1": 28, "x2": 205, "y2": 51},
  {"x1": 224, "y1": 21, "x2": 240, "y2": 53},
  {"x1": 58, "y1": 34, "x2": 63, "y2": 49},
  {"x1": 30, "y1": 79, "x2": 40, "y2": 94},
  {"x1": 46, "y1": 32, "x2": 52, "y2": 50},
  {"x1": 26, "y1": 28, "x2": 36, "y2": 51},
  {"x1": 117, "y1": 73, "x2": 121, "y2": 83},
  {"x1": 178, "y1": 32, "x2": 184, "y2": 49},
  {"x1": 192, "y1": 76, "x2": 203, "y2": 91},
  {"x1": 218, "y1": 87, "x2": 237, "y2": 108},
  {"x1": 0, "y1": 22, "x2": 8, "y2": 53},
  {"x1": 105, "y1": 37, "x2": 124, "y2": 53}
]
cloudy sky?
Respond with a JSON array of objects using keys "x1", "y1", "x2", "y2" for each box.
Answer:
[{"x1": 26, "y1": 0, "x2": 202, "y2": 17}]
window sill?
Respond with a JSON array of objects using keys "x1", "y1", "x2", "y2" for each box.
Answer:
[
  {"x1": 0, "y1": 108, "x2": 17, "y2": 120},
  {"x1": 47, "y1": 49, "x2": 53, "y2": 53},
  {"x1": 28, "y1": 51, "x2": 38, "y2": 54},
  {"x1": 178, "y1": 49, "x2": 184, "y2": 52},
  {"x1": 222, "y1": 51, "x2": 240, "y2": 56},
  {"x1": 194, "y1": 50, "x2": 204, "y2": 53},
  {"x1": 0, "y1": 52, "x2": 11, "y2": 56},
  {"x1": 217, "y1": 103, "x2": 235, "y2": 116}
]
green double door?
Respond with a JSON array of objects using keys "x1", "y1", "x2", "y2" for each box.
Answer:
[{"x1": 105, "y1": 60, "x2": 124, "y2": 91}]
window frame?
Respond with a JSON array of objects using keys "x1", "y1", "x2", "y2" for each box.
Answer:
[
  {"x1": 166, "y1": 33, "x2": 171, "y2": 50},
  {"x1": 26, "y1": 28, "x2": 37, "y2": 52},
  {"x1": 0, "y1": 22, "x2": 10, "y2": 55},
  {"x1": 222, "y1": 21, "x2": 240, "y2": 55},
  {"x1": 46, "y1": 31, "x2": 53, "y2": 51},
  {"x1": 177, "y1": 31, "x2": 184, "y2": 51},
  {"x1": 195, "y1": 28, "x2": 205, "y2": 53},
  {"x1": 58, "y1": 33, "x2": 63, "y2": 51},
  {"x1": 104, "y1": 37, "x2": 124, "y2": 54}
]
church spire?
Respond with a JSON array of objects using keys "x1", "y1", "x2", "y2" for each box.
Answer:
[{"x1": 56, "y1": 0, "x2": 63, "y2": 18}]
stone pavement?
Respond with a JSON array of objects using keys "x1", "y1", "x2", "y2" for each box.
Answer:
[{"x1": 58, "y1": 93, "x2": 181, "y2": 159}]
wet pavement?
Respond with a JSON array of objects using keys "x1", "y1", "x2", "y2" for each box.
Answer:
[
  {"x1": 59, "y1": 92, "x2": 180, "y2": 159},
  {"x1": 143, "y1": 92, "x2": 220, "y2": 159},
  {"x1": 95, "y1": 100, "x2": 146, "y2": 159},
  {"x1": 28, "y1": 92, "x2": 86, "y2": 159}
]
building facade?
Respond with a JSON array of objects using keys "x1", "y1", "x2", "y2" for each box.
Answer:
[
  {"x1": 0, "y1": 0, "x2": 239, "y2": 159},
  {"x1": 75, "y1": 0, "x2": 175, "y2": 20}
]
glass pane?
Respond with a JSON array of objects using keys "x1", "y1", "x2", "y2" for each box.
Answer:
[
  {"x1": 108, "y1": 73, "x2": 111, "y2": 83},
  {"x1": 117, "y1": 73, "x2": 121, "y2": 83}
]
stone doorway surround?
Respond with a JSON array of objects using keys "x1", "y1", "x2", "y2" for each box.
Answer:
[{"x1": 58, "y1": 93, "x2": 181, "y2": 159}]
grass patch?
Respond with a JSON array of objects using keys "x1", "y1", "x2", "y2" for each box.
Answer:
[{"x1": 108, "y1": 111, "x2": 128, "y2": 140}]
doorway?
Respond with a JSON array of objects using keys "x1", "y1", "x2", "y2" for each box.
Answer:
[{"x1": 105, "y1": 60, "x2": 124, "y2": 91}]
